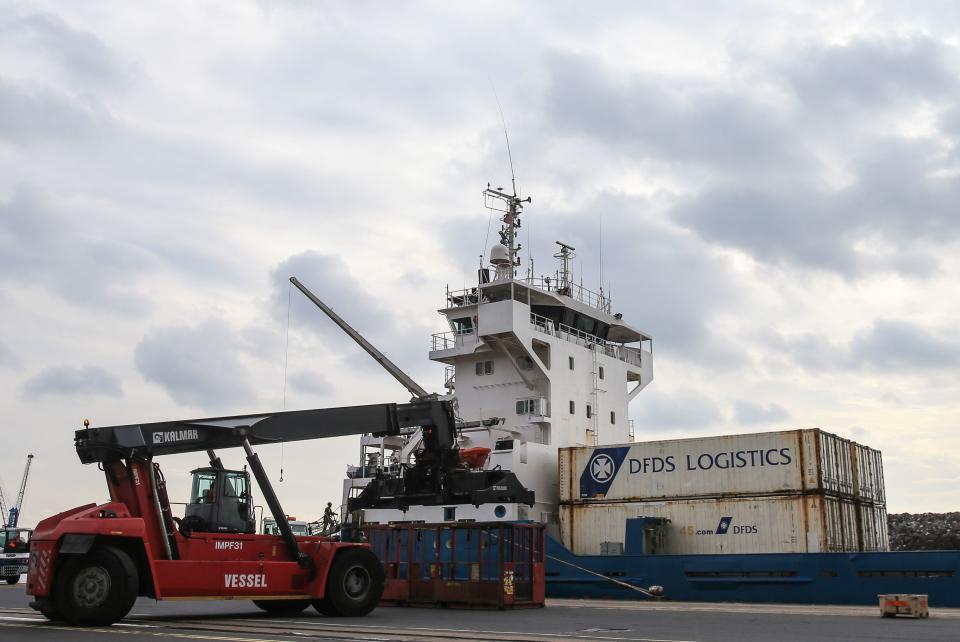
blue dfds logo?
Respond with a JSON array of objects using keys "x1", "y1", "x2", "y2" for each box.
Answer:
[
  {"x1": 580, "y1": 447, "x2": 630, "y2": 498},
  {"x1": 715, "y1": 516, "x2": 733, "y2": 535}
]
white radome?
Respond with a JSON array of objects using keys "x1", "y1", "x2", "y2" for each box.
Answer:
[{"x1": 489, "y1": 243, "x2": 510, "y2": 266}]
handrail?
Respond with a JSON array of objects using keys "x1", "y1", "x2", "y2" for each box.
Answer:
[
  {"x1": 431, "y1": 328, "x2": 474, "y2": 351},
  {"x1": 529, "y1": 314, "x2": 644, "y2": 367},
  {"x1": 444, "y1": 276, "x2": 612, "y2": 314}
]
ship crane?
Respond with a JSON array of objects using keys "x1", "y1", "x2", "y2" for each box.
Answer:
[
  {"x1": 288, "y1": 276, "x2": 534, "y2": 515},
  {"x1": 0, "y1": 480, "x2": 7, "y2": 525}
]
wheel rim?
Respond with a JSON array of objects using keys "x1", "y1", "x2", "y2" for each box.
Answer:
[
  {"x1": 342, "y1": 564, "x2": 370, "y2": 599},
  {"x1": 72, "y1": 565, "x2": 111, "y2": 608}
]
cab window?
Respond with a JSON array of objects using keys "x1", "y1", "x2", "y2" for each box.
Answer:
[
  {"x1": 191, "y1": 472, "x2": 218, "y2": 504},
  {"x1": 223, "y1": 472, "x2": 247, "y2": 498}
]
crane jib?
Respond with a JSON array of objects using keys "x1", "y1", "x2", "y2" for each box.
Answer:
[{"x1": 73, "y1": 400, "x2": 454, "y2": 464}]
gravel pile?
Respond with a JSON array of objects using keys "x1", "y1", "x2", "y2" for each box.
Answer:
[{"x1": 887, "y1": 512, "x2": 960, "y2": 551}]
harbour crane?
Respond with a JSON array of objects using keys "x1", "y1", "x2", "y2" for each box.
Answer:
[
  {"x1": 7, "y1": 454, "x2": 34, "y2": 528},
  {"x1": 1, "y1": 454, "x2": 34, "y2": 585}
]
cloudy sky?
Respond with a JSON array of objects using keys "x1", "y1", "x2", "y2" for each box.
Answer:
[{"x1": 2, "y1": 1, "x2": 959, "y2": 526}]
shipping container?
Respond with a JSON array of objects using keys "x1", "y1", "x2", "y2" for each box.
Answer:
[
  {"x1": 852, "y1": 443, "x2": 885, "y2": 504},
  {"x1": 558, "y1": 494, "x2": 883, "y2": 556},
  {"x1": 365, "y1": 522, "x2": 545, "y2": 609},
  {"x1": 560, "y1": 428, "x2": 879, "y2": 503},
  {"x1": 856, "y1": 502, "x2": 890, "y2": 552}
]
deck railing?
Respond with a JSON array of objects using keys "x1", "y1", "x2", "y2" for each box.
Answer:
[
  {"x1": 444, "y1": 276, "x2": 611, "y2": 314},
  {"x1": 431, "y1": 314, "x2": 644, "y2": 369},
  {"x1": 530, "y1": 313, "x2": 644, "y2": 367},
  {"x1": 431, "y1": 328, "x2": 473, "y2": 351}
]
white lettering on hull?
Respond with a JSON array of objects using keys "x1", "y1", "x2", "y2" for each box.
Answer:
[
  {"x1": 215, "y1": 541, "x2": 243, "y2": 550},
  {"x1": 224, "y1": 573, "x2": 268, "y2": 589}
]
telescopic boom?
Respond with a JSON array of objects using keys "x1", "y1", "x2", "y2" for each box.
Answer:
[{"x1": 289, "y1": 276, "x2": 431, "y2": 400}]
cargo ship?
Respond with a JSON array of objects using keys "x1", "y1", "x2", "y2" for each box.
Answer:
[{"x1": 342, "y1": 184, "x2": 960, "y2": 606}]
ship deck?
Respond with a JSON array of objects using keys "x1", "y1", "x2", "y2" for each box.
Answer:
[{"x1": 3, "y1": 583, "x2": 959, "y2": 641}]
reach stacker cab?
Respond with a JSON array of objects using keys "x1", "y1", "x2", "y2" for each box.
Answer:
[
  {"x1": 180, "y1": 467, "x2": 255, "y2": 535},
  {"x1": 24, "y1": 400, "x2": 460, "y2": 626}
]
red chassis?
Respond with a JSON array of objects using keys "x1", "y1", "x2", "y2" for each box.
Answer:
[{"x1": 27, "y1": 458, "x2": 383, "y2": 625}]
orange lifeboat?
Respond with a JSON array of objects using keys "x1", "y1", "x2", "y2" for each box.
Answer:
[{"x1": 458, "y1": 446, "x2": 491, "y2": 469}]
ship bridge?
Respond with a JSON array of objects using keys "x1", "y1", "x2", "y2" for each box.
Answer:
[{"x1": 432, "y1": 276, "x2": 652, "y2": 383}]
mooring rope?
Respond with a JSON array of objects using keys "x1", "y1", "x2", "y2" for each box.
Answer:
[{"x1": 478, "y1": 528, "x2": 664, "y2": 599}]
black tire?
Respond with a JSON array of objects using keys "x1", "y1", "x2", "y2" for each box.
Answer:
[
  {"x1": 312, "y1": 596, "x2": 337, "y2": 616},
  {"x1": 5, "y1": 576, "x2": 19, "y2": 585},
  {"x1": 317, "y1": 548, "x2": 384, "y2": 617},
  {"x1": 252, "y1": 599, "x2": 312, "y2": 615},
  {"x1": 31, "y1": 597, "x2": 62, "y2": 621},
  {"x1": 176, "y1": 515, "x2": 205, "y2": 538},
  {"x1": 54, "y1": 546, "x2": 138, "y2": 626}
]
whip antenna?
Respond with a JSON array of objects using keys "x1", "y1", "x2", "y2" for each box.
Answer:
[{"x1": 490, "y1": 80, "x2": 517, "y2": 197}]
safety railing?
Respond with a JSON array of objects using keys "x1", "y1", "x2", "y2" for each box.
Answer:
[
  {"x1": 444, "y1": 277, "x2": 611, "y2": 314},
  {"x1": 530, "y1": 313, "x2": 644, "y2": 368},
  {"x1": 522, "y1": 276, "x2": 611, "y2": 313},
  {"x1": 431, "y1": 328, "x2": 474, "y2": 351}
]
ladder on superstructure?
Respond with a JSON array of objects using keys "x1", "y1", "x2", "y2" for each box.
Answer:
[{"x1": 589, "y1": 346, "x2": 600, "y2": 446}]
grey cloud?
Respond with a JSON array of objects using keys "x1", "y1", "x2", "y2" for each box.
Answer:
[
  {"x1": 781, "y1": 37, "x2": 959, "y2": 116},
  {"x1": 759, "y1": 329, "x2": 842, "y2": 373},
  {"x1": 762, "y1": 319, "x2": 960, "y2": 373},
  {"x1": 631, "y1": 389, "x2": 722, "y2": 432},
  {"x1": 0, "y1": 186, "x2": 153, "y2": 314},
  {"x1": 0, "y1": 342, "x2": 18, "y2": 368},
  {"x1": 674, "y1": 136, "x2": 960, "y2": 276},
  {"x1": 134, "y1": 320, "x2": 258, "y2": 411},
  {"x1": 22, "y1": 364, "x2": 122, "y2": 398},
  {"x1": 542, "y1": 51, "x2": 796, "y2": 171},
  {"x1": 848, "y1": 319, "x2": 960, "y2": 370},
  {"x1": 733, "y1": 401, "x2": 789, "y2": 426},
  {"x1": 0, "y1": 77, "x2": 109, "y2": 146},
  {"x1": 4, "y1": 12, "x2": 135, "y2": 91},
  {"x1": 287, "y1": 370, "x2": 334, "y2": 397}
]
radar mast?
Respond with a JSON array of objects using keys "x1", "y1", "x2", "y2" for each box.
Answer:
[{"x1": 484, "y1": 184, "x2": 530, "y2": 279}]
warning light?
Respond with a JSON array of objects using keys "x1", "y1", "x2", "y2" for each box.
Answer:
[{"x1": 83, "y1": 418, "x2": 90, "y2": 428}]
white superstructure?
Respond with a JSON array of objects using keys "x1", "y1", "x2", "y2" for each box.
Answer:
[{"x1": 343, "y1": 185, "x2": 653, "y2": 528}]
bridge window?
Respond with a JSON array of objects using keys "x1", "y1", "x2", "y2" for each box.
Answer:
[
  {"x1": 516, "y1": 399, "x2": 540, "y2": 415},
  {"x1": 569, "y1": 400, "x2": 575, "y2": 415},
  {"x1": 451, "y1": 317, "x2": 473, "y2": 334},
  {"x1": 569, "y1": 356, "x2": 575, "y2": 370},
  {"x1": 475, "y1": 360, "x2": 495, "y2": 376},
  {"x1": 586, "y1": 404, "x2": 592, "y2": 419},
  {"x1": 610, "y1": 411, "x2": 616, "y2": 424},
  {"x1": 599, "y1": 366, "x2": 604, "y2": 380}
]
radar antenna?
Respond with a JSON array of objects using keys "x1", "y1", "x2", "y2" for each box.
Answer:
[{"x1": 553, "y1": 241, "x2": 576, "y2": 297}]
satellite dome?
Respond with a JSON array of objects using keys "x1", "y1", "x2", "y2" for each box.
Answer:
[{"x1": 489, "y1": 243, "x2": 510, "y2": 267}]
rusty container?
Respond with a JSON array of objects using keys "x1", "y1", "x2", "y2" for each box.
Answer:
[{"x1": 365, "y1": 522, "x2": 545, "y2": 609}]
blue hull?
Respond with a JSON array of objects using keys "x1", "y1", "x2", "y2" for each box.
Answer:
[{"x1": 546, "y1": 536, "x2": 960, "y2": 606}]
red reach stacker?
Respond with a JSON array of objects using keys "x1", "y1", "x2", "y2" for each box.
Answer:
[{"x1": 26, "y1": 400, "x2": 457, "y2": 626}]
